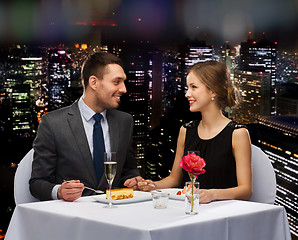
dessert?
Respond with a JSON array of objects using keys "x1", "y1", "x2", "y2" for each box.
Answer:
[
  {"x1": 181, "y1": 184, "x2": 198, "y2": 195},
  {"x1": 106, "y1": 188, "x2": 134, "y2": 200}
]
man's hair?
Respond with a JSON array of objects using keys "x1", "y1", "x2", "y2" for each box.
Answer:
[{"x1": 81, "y1": 51, "x2": 123, "y2": 88}]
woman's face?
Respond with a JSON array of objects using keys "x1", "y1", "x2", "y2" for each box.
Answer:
[{"x1": 185, "y1": 71, "x2": 214, "y2": 112}]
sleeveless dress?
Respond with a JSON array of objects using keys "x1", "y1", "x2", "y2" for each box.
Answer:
[{"x1": 182, "y1": 120, "x2": 246, "y2": 189}]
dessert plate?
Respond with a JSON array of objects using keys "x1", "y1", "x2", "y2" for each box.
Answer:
[
  {"x1": 93, "y1": 191, "x2": 152, "y2": 205},
  {"x1": 160, "y1": 188, "x2": 185, "y2": 201}
]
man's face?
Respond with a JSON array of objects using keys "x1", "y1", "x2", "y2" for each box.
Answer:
[{"x1": 94, "y1": 64, "x2": 127, "y2": 110}]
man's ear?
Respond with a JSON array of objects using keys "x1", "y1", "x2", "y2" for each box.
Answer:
[{"x1": 89, "y1": 76, "x2": 97, "y2": 90}]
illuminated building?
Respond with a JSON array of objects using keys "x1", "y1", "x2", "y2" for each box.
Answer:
[
  {"x1": 182, "y1": 41, "x2": 214, "y2": 95},
  {"x1": 48, "y1": 48, "x2": 73, "y2": 110},
  {"x1": 146, "y1": 49, "x2": 185, "y2": 180},
  {"x1": 146, "y1": 121, "x2": 180, "y2": 180},
  {"x1": 145, "y1": 46, "x2": 203, "y2": 180},
  {"x1": 184, "y1": 41, "x2": 214, "y2": 72},
  {"x1": 220, "y1": 42, "x2": 238, "y2": 81},
  {"x1": 0, "y1": 52, "x2": 6, "y2": 108},
  {"x1": 119, "y1": 44, "x2": 151, "y2": 174},
  {"x1": 232, "y1": 69, "x2": 271, "y2": 124},
  {"x1": 277, "y1": 51, "x2": 298, "y2": 84},
  {"x1": 240, "y1": 37, "x2": 277, "y2": 114},
  {"x1": 248, "y1": 116, "x2": 298, "y2": 237},
  {"x1": 161, "y1": 50, "x2": 184, "y2": 116},
  {"x1": 5, "y1": 45, "x2": 47, "y2": 136},
  {"x1": 276, "y1": 51, "x2": 298, "y2": 116}
]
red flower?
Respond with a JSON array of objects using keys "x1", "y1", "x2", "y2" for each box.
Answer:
[{"x1": 179, "y1": 153, "x2": 206, "y2": 177}]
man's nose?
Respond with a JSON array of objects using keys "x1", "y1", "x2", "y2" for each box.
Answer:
[{"x1": 120, "y1": 82, "x2": 127, "y2": 93}]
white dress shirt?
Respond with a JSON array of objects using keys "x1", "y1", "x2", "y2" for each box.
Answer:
[
  {"x1": 78, "y1": 97, "x2": 111, "y2": 154},
  {"x1": 52, "y1": 97, "x2": 111, "y2": 199}
]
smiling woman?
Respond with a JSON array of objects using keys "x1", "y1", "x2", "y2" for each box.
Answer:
[{"x1": 138, "y1": 61, "x2": 252, "y2": 205}]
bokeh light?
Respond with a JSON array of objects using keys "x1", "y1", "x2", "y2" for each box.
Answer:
[
  {"x1": 221, "y1": 11, "x2": 254, "y2": 43},
  {"x1": 0, "y1": 0, "x2": 297, "y2": 48},
  {"x1": 8, "y1": 0, "x2": 41, "y2": 42}
]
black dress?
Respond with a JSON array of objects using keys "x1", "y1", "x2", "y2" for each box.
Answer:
[{"x1": 182, "y1": 120, "x2": 246, "y2": 189}]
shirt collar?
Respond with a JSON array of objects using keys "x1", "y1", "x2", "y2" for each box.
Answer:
[{"x1": 78, "y1": 97, "x2": 107, "y2": 122}]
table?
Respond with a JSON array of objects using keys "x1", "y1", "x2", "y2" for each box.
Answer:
[{"x1": 5, "y1": 195, "x2": 291, "y2": 240}]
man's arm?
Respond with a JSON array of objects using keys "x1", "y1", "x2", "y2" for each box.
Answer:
[{"x1": 30, "y1": 114, "x2": 58, "y2": 200}]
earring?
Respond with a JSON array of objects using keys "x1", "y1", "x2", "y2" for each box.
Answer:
[{"x1": 211, "y1": 97, "x2": 214, "y2": 101}]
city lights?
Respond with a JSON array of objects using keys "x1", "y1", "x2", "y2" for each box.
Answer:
[{"x1": 0, "y1": 35, "x2": 297, "y2": 237}]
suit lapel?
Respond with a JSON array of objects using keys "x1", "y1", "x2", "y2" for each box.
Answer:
[
  {"x1": 106, "y1": 109, "x2": 119, "y2": 153},
  {"x1": 67, "y1": 101, "x2": 98, "y2": 186}
]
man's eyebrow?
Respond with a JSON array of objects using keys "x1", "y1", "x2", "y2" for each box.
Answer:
[{"x1": 113, "y1": 76, "x2": 126, "y2": 81}]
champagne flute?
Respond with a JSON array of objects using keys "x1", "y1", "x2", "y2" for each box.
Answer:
[{"x1": 104, "y1": 152, "x2": 117, "y2": 208}]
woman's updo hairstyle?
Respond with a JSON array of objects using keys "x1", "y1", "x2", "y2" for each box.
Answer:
[{"x1": 188, "y1": 61, "x2": 240, "y2": 109}]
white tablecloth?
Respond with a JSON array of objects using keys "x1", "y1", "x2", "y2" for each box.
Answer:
[{"x1": 5, "y1": 195, "x2": 291, "y2": 240}]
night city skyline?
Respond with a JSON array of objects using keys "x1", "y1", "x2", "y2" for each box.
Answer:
[{"x1": 0, "y1": 0, "x2": 298, "y2": 239}]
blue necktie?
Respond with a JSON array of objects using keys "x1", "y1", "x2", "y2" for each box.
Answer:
[{"x1": 93, "y1": 113, "x2": 105, "y2": 184}]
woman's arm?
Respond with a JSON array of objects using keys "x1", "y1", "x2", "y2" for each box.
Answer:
[
  {"x1": 199, "y1": 128, "x2": 252, "y2": 203},
  {"x1": 138, "y1": 126, "x2": 186, "y2": 191}
]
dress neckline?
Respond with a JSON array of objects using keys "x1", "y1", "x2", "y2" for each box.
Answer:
[{"x1": 197, "y1": 121, "x2": 233, "y2": 141}]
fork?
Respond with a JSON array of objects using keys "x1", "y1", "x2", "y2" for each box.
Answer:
[
  {"x1": 149, "y1": 184, "x2": 162, "y2": 192},
  {"x1": 63, "y1": 180, "x2": 104, "y2": 194},
  {"x1": 84, "y1": 186, "x2": 104, "y2": 194}
]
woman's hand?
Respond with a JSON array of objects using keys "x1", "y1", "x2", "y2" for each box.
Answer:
[
  {"x1": 137, "y1": 180, "x2": 156, "y2": 192},
  {"x1": 199, "y1": 189, "x2": 215, "y2": 204}
]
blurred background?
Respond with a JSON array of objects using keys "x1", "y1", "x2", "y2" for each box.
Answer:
[{"x1": 0, "y1": 0, "x2": 297, "y2": 239}]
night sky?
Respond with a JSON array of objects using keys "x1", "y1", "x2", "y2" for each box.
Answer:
[{"x1": 0, "y1": 0, "x2": 297, "y2": 50}]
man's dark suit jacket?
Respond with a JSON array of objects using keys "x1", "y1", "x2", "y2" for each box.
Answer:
[{"x1": 29, "y1": 101, "x2": 140, "y2": 201}]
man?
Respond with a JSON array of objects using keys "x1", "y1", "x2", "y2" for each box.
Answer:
[{"x1": 30, "y1": 51, "x2": 142, "y2": 202}]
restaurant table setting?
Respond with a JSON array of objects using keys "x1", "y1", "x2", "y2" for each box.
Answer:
[
  {"x1": 5, "y1": 189, "x2": 291, "y2": 240},
  {"x1": 7, "y1": 151, "x2": 291, "y2": 240}
]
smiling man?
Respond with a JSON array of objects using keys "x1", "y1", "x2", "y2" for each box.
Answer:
[{"x1": 30, "y1": 52, "x2": 142, "y2": 202}]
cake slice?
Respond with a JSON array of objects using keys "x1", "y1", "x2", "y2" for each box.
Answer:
[{"x1": 106, "y1": 188, "x2": 134, "y2": 200}]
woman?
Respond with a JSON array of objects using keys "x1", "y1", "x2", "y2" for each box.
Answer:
[{"x1": 138, "y1": 61, "x2": 252, "y2": 203}]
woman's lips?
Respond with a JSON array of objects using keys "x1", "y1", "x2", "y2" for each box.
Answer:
[{"x1": 189, "y1": 100, "x2": 195, "y2": 106}]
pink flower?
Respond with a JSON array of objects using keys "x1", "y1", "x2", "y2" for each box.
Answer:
[{"x1": 179, "y1": 153, "x2": 206, "y2": 177}]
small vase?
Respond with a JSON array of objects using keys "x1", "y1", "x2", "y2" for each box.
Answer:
[{"x1": 185, "y1": 175, "x2": 199, "y2": 214}]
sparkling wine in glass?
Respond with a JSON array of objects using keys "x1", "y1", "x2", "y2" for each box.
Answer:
[{"x1": 104, "y1": 152, "x2": 117, "y2": 208}]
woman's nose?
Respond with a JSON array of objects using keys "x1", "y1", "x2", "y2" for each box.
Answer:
[{"x1": 185, "y1": 89, "x2": 190, "y2": 98}]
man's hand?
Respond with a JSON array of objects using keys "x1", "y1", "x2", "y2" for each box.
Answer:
[
  {"x1": 124, "y1": 176, "x2": 143, "y2": 190},
  {"x1": 58, "y1": 180, "x2": 84, "y2": 202}
]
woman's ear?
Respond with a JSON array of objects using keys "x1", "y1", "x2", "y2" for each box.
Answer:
[{"x1": 211, "y1": 91, "x2": 216, "y2": 98}]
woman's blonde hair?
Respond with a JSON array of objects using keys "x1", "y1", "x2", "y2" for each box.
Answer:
[{"x1": 188, "y1": 61, "x2": 239, "y2": 108}]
